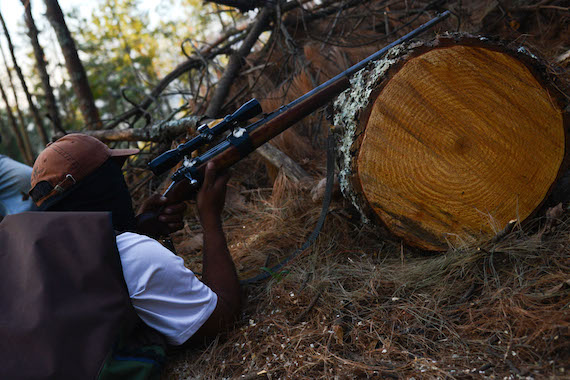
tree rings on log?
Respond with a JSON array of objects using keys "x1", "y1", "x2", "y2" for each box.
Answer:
[{"x1": 334, "y1": 35, "x2": 569, "y2": 251}]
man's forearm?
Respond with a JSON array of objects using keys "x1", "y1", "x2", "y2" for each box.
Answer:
[
  {"x1": 192, "y1": 162, "x2": 239, "y2": 338},
  {"x1": 201, "y1": 217, "x2": 241, "y2": 326}
]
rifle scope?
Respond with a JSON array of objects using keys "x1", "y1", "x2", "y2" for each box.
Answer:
[{"x1": 148, "y1": 98, "x2": 262, "y2": 176}]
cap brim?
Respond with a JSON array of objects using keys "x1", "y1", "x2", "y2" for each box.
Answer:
[{"x1": 110, "y1": 148, "x2": 140, "y2": 156}]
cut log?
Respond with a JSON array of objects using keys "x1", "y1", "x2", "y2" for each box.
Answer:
[{"x1": 334, "y1": 35, "x2": 569, "y2": 251}]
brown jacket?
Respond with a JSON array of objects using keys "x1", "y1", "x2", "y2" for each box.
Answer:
[{"x1": 0, "y1": 212, "x2": 138, "y2": 379}]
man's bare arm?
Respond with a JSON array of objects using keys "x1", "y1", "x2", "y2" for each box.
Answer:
[{"x1": 193, "y1": 162, "x2": 241, "y2": 337}]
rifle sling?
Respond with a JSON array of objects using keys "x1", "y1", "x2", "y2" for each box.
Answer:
[{"x1": 240, "y1": 131, "x2": 336, "y2": 284}]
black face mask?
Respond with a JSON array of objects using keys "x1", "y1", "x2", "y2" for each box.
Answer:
[{"x1": 46, "y1": 159, "x2": 137, "y2": 232}]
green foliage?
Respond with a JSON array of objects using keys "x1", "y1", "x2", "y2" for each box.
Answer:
[
  {"x1": 67, "y1": 0, "x2": 246, "y2": 127},
  {"x1": 260, "y1": 267, "x2": 290, "y2": 283},
  {"x1": 71, "y1": 0, "x2": 162, "y2": 123},
  {"x1": 11, "y1": 0, "x2": 246, "y2": 134}
]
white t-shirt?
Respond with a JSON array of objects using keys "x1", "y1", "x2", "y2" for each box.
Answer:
[{"x1": 115, "y1": 232, "x2": 217, "y2": 345}]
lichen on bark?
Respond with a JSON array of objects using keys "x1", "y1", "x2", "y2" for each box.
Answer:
[{"x1": 332, "y1": 42, "x2": 418, "y2": 223}]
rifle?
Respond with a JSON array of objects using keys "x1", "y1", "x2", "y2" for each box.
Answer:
[{"x1": 145, "y1": 11, "x2": 451, "y2": 230}]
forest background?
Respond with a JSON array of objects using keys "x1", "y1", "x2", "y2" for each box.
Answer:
[
  {"x1": 0, "y1": 0, "x2": 232, "y2": 160},
  {"x1": 0, "y1": 0, "x2": 568, "y2": 379}
]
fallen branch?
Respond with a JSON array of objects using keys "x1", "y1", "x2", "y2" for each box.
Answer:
[
  {"x1": 256, "y1": 143, "x2": 311, "y2": 185},
  {"x1": 65, "y1": 115, "x2": 201, "y2": 143},
  {"x1": 205, "y1": 0, "x2": 264, "y2": 12}
]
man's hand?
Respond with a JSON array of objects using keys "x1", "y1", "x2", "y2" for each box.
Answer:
[
  {"x1": 135, "y1": 194, "x2": 187, "y2": 237},
  {"x1": 197, "y1": 162, "x2": 230, "y2": 230}
]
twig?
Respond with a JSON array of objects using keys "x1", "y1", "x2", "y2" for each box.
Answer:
[
  {"x1": 103, "y1": 32, "x2": 241, "y2": 130},
  {"x1": 205, "y1": 0, "x2": 264, "y2": 12},
  {"x1": 205, "y1": 5, "x2": 274, "y2": 117},
  {"x1": 276, "y1": 1, "x2": 298, "y2": 54},
  {"x1": 490, "y1": 219, "x2": 517, "y2": 244},
  {"x1": 120, "y1": 87, "x2": 154, "y2": 126},
  {"x1": 156, "y1": 102, "x2": 191, "y2": 127},
  {"x1": 239, "y1": 370, "x2": 269, "y2": 379},
  {"x1": 293, "y1": 291, "x2": 322, "y2": 324},
  {"x1": 556, "y1": 49, "x2": 570, "y2": 67},
  {"x1": 478, "y1": 363, "x2": 494, "y2": 372},
  {"x1": 129, "y1": 173, "x2": 154, "y2": 195}
]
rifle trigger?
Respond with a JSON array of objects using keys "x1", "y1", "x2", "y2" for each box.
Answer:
[{"x1": 183, "y1": 171, "x2": 198, "y2": 186}]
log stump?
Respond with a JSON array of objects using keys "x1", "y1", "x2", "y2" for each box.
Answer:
[{"x1": 334, "y1": 35, "x2": 569, "y2": 251}]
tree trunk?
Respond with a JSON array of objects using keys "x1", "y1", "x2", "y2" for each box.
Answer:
[
  {"x1": 334, "y1": 35, "x2": 569, "y2": 251},
  {"x1": 0, "y1": 80, "x2": 31, "y2": 164},
  {"x1": 0, "y1": 43, "x2": 34, "y2": 161},
  {"x1": 0, "y1": 10, "x2": 49, "y2": 146},
  {"x1": 23, "y1": 0, "x2": 64, "y2": 135},
  {"x1": 44, "y1": 0, "x2": 102, "y2": 129}
]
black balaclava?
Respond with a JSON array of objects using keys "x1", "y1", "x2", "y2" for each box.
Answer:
[{"x1": 45, "y1": 158, "x2": 137, "y2": 232}]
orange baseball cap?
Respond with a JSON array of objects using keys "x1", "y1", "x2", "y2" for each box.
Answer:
[{"x1": 29, "y1": 134, "x2": 139, "y2": 207}]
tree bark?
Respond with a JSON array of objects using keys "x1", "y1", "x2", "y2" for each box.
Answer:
[
  {"x1": 58, "y1": 115, "x2": 201, "y2": 143},
  {"x1": 44, "y1": 0, "x2": 102, "y2": 130},
  {"x1": 334, "y1": 36, "x2": 569, "y2": 251},
  {"x1": 0, "y1": 44, "x2": 34, "y2": 161},
  {"x1": 22, "y1": 0, "x2": 64, "y2": 135},
  {"x1": 0, "y1": 10, "x2": 49, "y2": 146},
  {"x1": 0, "y1": 80, "x2": 31, "y2": 164}
]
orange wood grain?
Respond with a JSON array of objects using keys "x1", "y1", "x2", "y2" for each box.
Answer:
[{"x1": 358, "y1": 45, "x2": 565, "y2": 249}]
